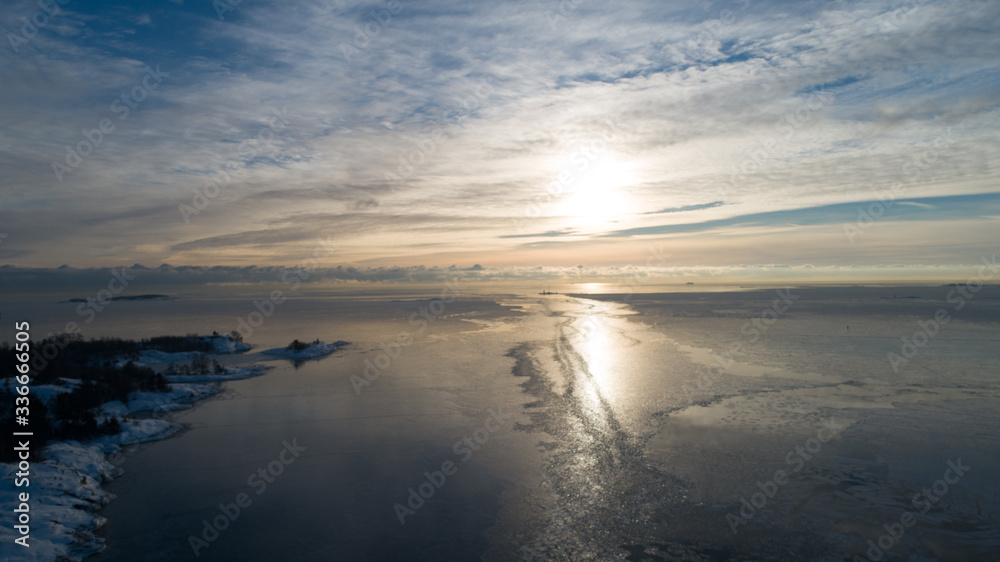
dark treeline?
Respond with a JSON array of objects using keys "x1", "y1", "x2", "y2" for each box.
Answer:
[
  {"x1": 286, "y1": 339, "x2": 310, "y2": 351},
  {"x1": 145, "y1": 335, "x2": 214, "y2": 353},
  {"x1": 0, "y1": 333, "x2": 230, "y2": 462}
]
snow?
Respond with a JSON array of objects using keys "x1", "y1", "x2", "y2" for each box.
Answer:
[
  {"x1": 41, "y1": 442, "x2": 123, "y2": 481},
  {"x1": 0, "y1": 429, "x2": 190, "y2": 560},
  {"x1": 208, "y1": 335, "x2": 252, "y2": 354},
  {"x1": 23, "y1": 384, "x2": 73, "y2": 404},
  {"x1": 95, "y1": 383, "x2": 221, "y2": 418},
  {"x1": 0, "y1": 427, "x2": 186, "y2": 561},
  {"x1": 132, "y1": 349, "x2": 201, "y2": 365},
  {"x1": 0, "y1": 442, "x2": 118, "y2": 561},
  {"x1": 121, "y1": 335, "x2": 251, "y2": 367},
  {"x1": 261, "y1": 340, "x2": 349, "y2": 360},
  {"x1": 92, "y1": 418, "x2": 183, "y2": 446},
  {"x1": 0, "y1": 361, "x2": 263, "y2": 560}
]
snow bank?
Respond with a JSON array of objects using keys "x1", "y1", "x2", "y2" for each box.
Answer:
[
  {"x1": 0, "y1": 442, "x2": 118, "y2": 561},
  {"x1": 43, "y1": 442, "x2": 122, "y2": 481},
  {"x1": 23, "y1": 384, "x2": 73, "y2": 404},
  {"x1": 261, "y1": 340, "x2": 349, "y2": 360},
  {"x1": 0, "y1": 380, "x2": 78, "y2": 406},
  {"x1": 208, "y1": 335, "x2": 252, "y2": 354},
  {"x1": 0, "y1": 376, "x2": 248, "y2": 560},
  {"x1": 0, "y1": 427, "x2": 186, "y2": 561},
  {"x1": 96, "y1": 383, "x2": 221, "y2": 418},
  {"x1": 91, "y1": 418, "x2": 183, "y2": 446},
  {"x1": 123, "y1": 335, "x2": 252, "y2": 367}
]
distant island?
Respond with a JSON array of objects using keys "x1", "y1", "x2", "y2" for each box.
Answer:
[
  {"x1": 61, "y1": 294, "x2": 173, "y2": 303},
  {"x1": 262, "y1": 339, "x2": 350, "y2": 360}
]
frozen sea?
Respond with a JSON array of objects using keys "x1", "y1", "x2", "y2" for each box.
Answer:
[{"x1": 3, "y1": 284, "x2": 999, "y2": 561}]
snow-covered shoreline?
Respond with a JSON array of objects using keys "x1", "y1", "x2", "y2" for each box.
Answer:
[{"x1": 0, "y1": 362, "x2": 269, "y2": 561}]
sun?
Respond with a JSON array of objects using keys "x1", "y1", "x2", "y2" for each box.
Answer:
[{"x1": 556, "y1": 157, "x2": 635, "y2": 227}]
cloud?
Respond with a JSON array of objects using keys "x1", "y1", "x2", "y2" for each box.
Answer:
[
  {"x1": 0, "y1": 0, "x2": 998, "y2": 272},
  {"x1": 499, "y1": 230, "x2": 577, "y2": 239},
  {"x1": 2, "y1": 262, "x2": 992, "y2": 297},
  {"x1": 645, "y1": 201, "x2": 725, "y2": 214},
  {"x1": 602, "y1": 193, "x2": 1000, "y2": 238}
]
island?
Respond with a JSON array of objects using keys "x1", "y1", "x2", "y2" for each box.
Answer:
[
  {"x1": 261, "y1": 339, "x2": 350, "y2": 360},
  {"x1": 60, "y1": 294, "x2": 174, "y2": 303}
]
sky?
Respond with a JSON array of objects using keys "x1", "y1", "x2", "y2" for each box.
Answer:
[{"x1": 1, "y1": 0, "x2": 999, "y2": 285}]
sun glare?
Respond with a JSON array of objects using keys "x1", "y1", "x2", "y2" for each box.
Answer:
[{"x1": 556, "y1": 158, "x2": 635, "y2": 227}]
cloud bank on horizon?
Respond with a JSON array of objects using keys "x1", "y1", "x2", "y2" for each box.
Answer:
[{"x1": 1, "y1": 0, "x2": 998, "y2": 276}]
